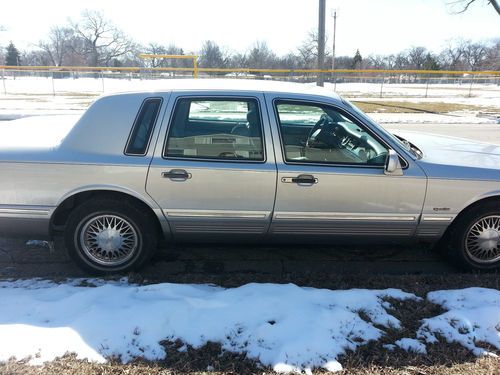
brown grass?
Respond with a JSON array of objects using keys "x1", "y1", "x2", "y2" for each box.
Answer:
[{"x1": 352, "y1": 100, "x2": 498, "y2": 114}]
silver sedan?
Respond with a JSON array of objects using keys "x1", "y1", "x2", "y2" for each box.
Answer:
[{"x1": 0, "y1": 80, "x2": 498, "y2": 274}]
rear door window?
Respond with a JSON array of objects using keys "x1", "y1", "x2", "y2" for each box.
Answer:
[{"x1": 164, "y1": 98, "x2": 264, "y2": 161}]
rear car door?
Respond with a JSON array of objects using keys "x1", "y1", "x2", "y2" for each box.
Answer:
[
  {"x1": 146, "y1": 92, "x2": 277, "y2": 240},
  {"x1": 266, "y1": 95, "x2": 427, "y2": 242}
]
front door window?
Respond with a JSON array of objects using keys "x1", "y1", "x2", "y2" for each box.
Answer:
[{"x1": 275, "y1": 101, "x2": 388, "y2": 166}]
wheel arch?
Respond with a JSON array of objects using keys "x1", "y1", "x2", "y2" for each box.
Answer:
[
  {"x1": 50, "y1": 187, "x2": 168, "y2": 240},
  {"x1": 441, "y1": 193, "x2": 500, "y2": 241}
]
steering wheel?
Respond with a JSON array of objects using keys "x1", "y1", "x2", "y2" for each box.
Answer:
[
  {"x1": 305, "y1": 115, "x2": 328, "y2": 148},
  {"x1": 306, "y1": 115, "x2": 343, "y2": 149}
]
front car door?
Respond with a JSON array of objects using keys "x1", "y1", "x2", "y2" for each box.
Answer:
[
  {"x1": 146, "y1": 91, "x2": 276, "y2": 240},
  {"x1": 265, "y1": 93, "x2": 427, "y2": 242}
]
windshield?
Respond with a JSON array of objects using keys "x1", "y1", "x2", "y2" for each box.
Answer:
[{"x1": 341, "y1": 98, "x2": 422, "y2": 159}]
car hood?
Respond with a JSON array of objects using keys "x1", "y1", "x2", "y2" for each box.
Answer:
[{"x1": 396, "y1": 131, "x2": 500, "y2": 170}]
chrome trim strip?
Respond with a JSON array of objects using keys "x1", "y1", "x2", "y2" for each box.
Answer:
[
  {"x1": 165, "y1": 209, "x2": 269, "y2": 219},
  {"x1": 0, "y1": 207, "x2": 51, "y2": 216},
  {"x1": 421, "y1": 216, "x2": 454, "y2": 222},
  {"x1": 274, "y1": 212, "x2": 417, "y2": 221}
]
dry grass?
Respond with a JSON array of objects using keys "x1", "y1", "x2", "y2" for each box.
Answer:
[
  {"x1": 352, "y1": 100, "x2": 498, "y2": 114},
  {"x1": 1, "y1": 350, "x2": 498, "y2": 375}
]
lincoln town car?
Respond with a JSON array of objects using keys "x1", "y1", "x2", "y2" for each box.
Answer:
[{"x1": 0, "y1": 80, "x2": 498, "y2": 274}]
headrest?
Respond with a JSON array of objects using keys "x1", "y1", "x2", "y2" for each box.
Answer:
[{"x1": 247, "y1": 109, "x2": 259, "y2": 125}]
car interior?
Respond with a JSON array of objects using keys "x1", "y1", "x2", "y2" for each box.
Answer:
[
  {"x1": 165, "y1": 99, "x2": 264, "y2": 160},
  {"x1": 276, "y1": 103, "x2": 388, "y2": 165}
]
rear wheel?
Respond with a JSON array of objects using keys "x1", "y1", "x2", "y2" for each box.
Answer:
[
  {"x1": 447, "y1": 201, "x2": 500, "y2": 271},
  {"x1": 64, "y1": 198, "x2": 157, "y2": 275}
]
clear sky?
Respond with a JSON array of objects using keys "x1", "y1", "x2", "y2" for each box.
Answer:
[{"x1": 0, "y1": 0, "x2": 498, "y2": 57}]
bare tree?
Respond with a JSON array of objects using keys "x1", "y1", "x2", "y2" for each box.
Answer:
[
  {"x1": 383, "y1": 55, "x2": 397, "y2": 69},
  {"x1": 199, "y1": 40, "x2": 227, "y2": 68},
  {"x1": 366, "y1": 55, "x2": 387, "y2": 69},
  {"x1": 227, "y1": 52, "x2": 247, "y2": 68},
  {"x1": 393, "y1": 52, "x2": 409, "y2": 69},
  {"x1": 439, "y1": 39, "x2": 467, "y2": 69},
  {"x1": 142, "y1": 43, "x2": 167, "y2": 68},
  {"x1": 462, "y1": 40, "x2": 488, "y2": 69},
  {"x1": 71, "y1": 10, "x2": 134, "y2": 66},
  {"x1": 297, "y1": 31, "x2": 330, "y2": 69},
  {"x1": 483, "y1": 39, "x2": 500, "y2": 69},
  {"x1": 246, "y1": 41, "x2": 277, "y2": 69},
  {"x1": 39, "y1": 27, "x2": 75, "y2": 66},
  {"x1": 447, "y1": 0, "x2": 500, "y2": 15},
  {"x1": 22, "y1": 50, "x2": 52, "y2": 66},
  {"x1": 297, "y1": 32, "x2": 318, "y2": 68},
  {"x1": 406, "y1": 47, "x2": 428, "y2": 69}
]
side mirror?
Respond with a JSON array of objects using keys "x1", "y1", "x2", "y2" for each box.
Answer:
[{"x1": 384, "y1": 150, "x2": 403, "y2": 176}]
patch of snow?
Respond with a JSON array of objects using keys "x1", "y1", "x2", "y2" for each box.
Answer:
[
  {"x1": 0, "y1": 280, "x2": 417, "y2": 372},
  {"x1": 394, "y1": 338, "x2": 427, "y2": 354},
  {"x1": 383, "y1": 344, "x2": 396, "y2": 351},
  {"x1": 0, "y1": 115, "x2": 79, "y2": 149},
  {"x1": 417, "y1": 288, "x2": 500, "y2": 357},
  {"x1": 370, "y1": 113, "x2": 497, "y2": 125},
  {"x1": 25, "y1": 240, "x2": 49, "y2": 247}
]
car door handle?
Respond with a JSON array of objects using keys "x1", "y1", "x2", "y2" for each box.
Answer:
[
  {"x1": 162, "y1": 169, "x2": 192, "y2": 181},
  {"x1": 281, "y1": 174, "x2": 318, "y2": 184}
]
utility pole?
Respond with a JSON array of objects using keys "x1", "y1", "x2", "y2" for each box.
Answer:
[
  {"x1": 331, "y1": 9, "x2": 337, "y2": 78},
  {"x1": 317, "y1": 0, "x2": 326, "y2": 86}
]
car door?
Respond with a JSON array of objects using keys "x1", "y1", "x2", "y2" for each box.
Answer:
[
  {"x1": 146, "y1": 92, "x2": 277, "y2": 240},
  {"x1": 266, "y1": 95, "x2": 427, "y2": 242}
]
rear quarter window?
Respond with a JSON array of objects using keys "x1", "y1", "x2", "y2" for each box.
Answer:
[{"x1": 125, "y1": 98, "x2": 162, "y2": 156}]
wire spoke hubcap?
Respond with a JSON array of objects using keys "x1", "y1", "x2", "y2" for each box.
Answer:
[
  {"x1": 466, "y1": 215, "x2": 500, "y2": 264},
  {"x1": 80, "y1": 214, "x2": 138, "y2": 266}
]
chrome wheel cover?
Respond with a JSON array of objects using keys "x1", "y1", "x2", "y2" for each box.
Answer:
[
  {"x1": 79, "y1": 214, "x2": 138, "y2": 266},
  {"x1": 465, "y1": 215, "x2": 500, "y2": 264}
]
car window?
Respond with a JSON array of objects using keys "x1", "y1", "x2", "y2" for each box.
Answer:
[
  {"x1": 125, "y1": 98, "x2": 162, "y2": 155},
  {"x1": 164, "y1": 98, "x2": 264, "y2": 161},
  {"x1": 275, "y1": 101, "x2": 388, "y2": 166}
]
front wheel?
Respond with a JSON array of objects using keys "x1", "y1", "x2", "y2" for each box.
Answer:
[
  {"x1": 64, "y1": 198, "x2": 157, "y2": 275},
  {"x1": 447, "y1": 201, "x2": 500, "y2": 271}
]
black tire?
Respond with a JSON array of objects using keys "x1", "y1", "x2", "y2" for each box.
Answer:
[
  {"x1": 447, "y1": 201, "x2": 500, "y2": 271},
  {"x1": 64, "y1": 198, "x2": 158, "y2": 275}
]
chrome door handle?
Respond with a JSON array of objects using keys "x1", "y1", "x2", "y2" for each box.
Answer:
[
  {"x1": 281, "y1": 174, "x2": 318, "y2": 184},
  {"x1": 162, "y1": 169, "x2": 192, "y2": 181}
]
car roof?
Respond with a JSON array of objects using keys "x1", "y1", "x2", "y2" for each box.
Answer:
[{"x1": 105, "y1": 79, "x2": 341, "y2": 100}]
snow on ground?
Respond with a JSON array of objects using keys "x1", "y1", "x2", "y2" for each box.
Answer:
[
  {"x1": 2, "y1": 76, "x2": 497, "y2": 101},
  {"x1": 0, "y1": 77, "x2": 498, "y2": 123},
  {"x1": 0, "y1": 279, "x2": 415, "y2": 372},
  {"x1": 321, "y1": 82, "x2": 499, "y2": 101},
  {"x1": 0, "y1": 280, "x2": 498, "y2": 372},
  {"x1": 394, "y1": 338, "x2": 427, "y2": 354},
  {"x1": 0, "y1": 115, "x2": 79, "y2": 149},
  {"x1": 369, "y1": 112, "x2": 497, "y2": 125},
  {"x1": 417, "y1": 288, "x2": 500, "y2": 357}
]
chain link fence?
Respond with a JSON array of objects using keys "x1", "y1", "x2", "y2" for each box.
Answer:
[{"x1": 1, "y1": 66, "x2": 499, "y2": 99}]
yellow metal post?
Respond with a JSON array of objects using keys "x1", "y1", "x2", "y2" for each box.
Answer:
[{"x1": 193, "y1": 56, "x2": 198, "y2": 78}]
